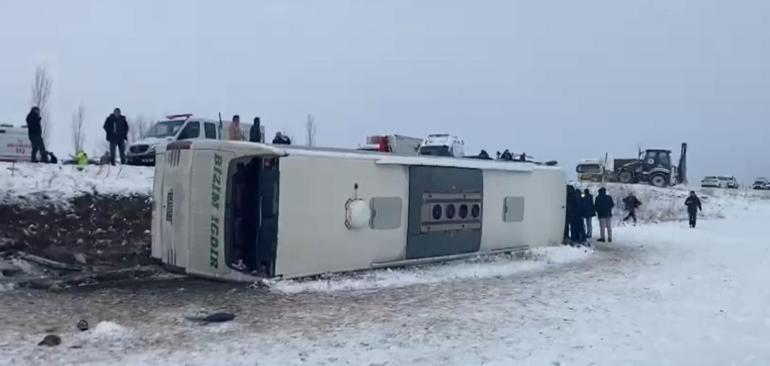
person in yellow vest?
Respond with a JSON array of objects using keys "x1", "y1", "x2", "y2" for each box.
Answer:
[{"x1": 75, "y1": 150, "x2": 88, "y2": 171}]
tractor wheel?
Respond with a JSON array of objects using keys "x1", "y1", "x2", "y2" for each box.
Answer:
[
  {"x1": 650, "y1": 174, "x2": 668, "y2": 188},
  {"x1": 618, "y1": 171, "x2": 634, "y2": 184}
]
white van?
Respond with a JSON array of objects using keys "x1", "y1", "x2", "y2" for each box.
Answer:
[
  {"x1": 0, "y1": 124, "x2": 32, "y2": 163},
  {"x1": 418, "y1": 134, "x2": 465, "y2": 157},
  {"x1": 126, "y1": 114, "x2": 255, "y2": 165}
]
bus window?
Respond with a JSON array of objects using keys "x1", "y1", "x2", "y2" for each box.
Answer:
[{"x1": 226, "y1": 156, "x2": 280, "y2": 276}]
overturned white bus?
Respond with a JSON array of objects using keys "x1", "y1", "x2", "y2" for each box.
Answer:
[{"x1": 151, "y1": 140, "x2": 566, "y2": 281}]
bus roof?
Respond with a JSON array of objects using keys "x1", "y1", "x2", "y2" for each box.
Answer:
[{"x1": 186, "y1": 140, "x2": 559, "y2": 172}]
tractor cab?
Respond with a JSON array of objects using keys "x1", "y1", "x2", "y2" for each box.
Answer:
[{"x1": 641, "y1": 149, "x2": 672, "y2": 172}]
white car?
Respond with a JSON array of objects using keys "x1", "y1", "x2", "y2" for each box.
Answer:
[
  {"x1": 417, "y1": 134, "x2": 465, "y2": 158},
  {"x1": 701, "y1": 176, "x2": 721, "y2": 188},
  {"x1": 701, "y1": 176, "x2": 738, "y2": 189},
  {"x1": 752, "y1": 178, "x2": 769, "y2": 190}
]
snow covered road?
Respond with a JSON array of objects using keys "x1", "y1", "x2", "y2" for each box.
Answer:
[{"x1": 2, "y1": 200, "x2": 770, "y2": 365}]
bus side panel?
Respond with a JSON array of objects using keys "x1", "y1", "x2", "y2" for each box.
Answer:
[
  {"x1": 274, "y1": 156, "x2": 409, "y2": 278},
  {"x1": 479, "y1": 170, "x2": 532, "y2": 251},
  {"x1": 185, "y1": 149, "x2": 234, "y2": 278},
  {"x1": 524, "y1": 169, "x2": 567, "y2": 247}
]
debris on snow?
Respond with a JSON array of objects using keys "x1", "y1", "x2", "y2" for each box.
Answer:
[{"x1": 37, "y1": 334, "x2": 61, "y2": 347}]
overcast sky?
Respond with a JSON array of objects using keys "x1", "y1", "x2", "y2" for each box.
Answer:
[{"x1": 1, "y1": 0, "x2": 768, "y2": 182}]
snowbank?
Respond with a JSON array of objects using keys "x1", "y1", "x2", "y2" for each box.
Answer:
[
  {"x1": 0, "y1": 162, "x2": 153, "y2": 204},
  {"x1": 268, "y1": 246, "x2": 592, "y2": 294},
  {"x1": 582, "y1": 183, "x2": 742, "y2": 224},
  {"x1": 87, "y1": 321, "x2": 133, "y2": 341}
]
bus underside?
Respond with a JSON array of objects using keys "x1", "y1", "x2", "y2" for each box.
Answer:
[{"x1": 225, "y1": 156, "x2": 280, "y2": 277}]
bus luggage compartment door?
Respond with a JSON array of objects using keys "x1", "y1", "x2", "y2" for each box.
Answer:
[{"x1": 406, "y1": 166, "x2": 483, "y2": 259}]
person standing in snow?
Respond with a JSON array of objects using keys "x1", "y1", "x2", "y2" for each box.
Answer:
[
  {"x1": 566, "y1": 185, "x2": 585, "y2": 245},
  {"x1": 594, "y1": 187, "x2": 614, "y2": 242},
  {"x1": 249, "y1": 117, "x2": 262, "y2": 143},
  {"x1": 684, "y1": 191, "x2": 702, "y2": 228},
  {"x1": 229, "y1": 115, "x2": 244, "y2": 141},
  {"x1": 563, "y1": 186, "x2": 572, "y2": 244},
  {"x1": 103, "y1": 108, "x2": 129, "y2": 165},
  {"x1": 581, "y1": 188, "x2": 595, "y2": 239},
  {"x1": 622, "y1": 192, "x2": 641, "y2": 225},
  {"x1": 26, "y1": 106, "x2": 48, "y2": 163}
]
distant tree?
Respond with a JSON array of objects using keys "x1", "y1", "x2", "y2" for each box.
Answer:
[
  {"x1": 136, "y1": 115, "x2": 151, "y2": 139},
  {"x1": 71, "y1": 103, "x2": 86, "y2": 154},
  {"x1": 128, "y1": 115, "x2": 152, "y2": 143},
  {"x1": 30, "y1": 65, "x2": 53, "y2": 144},
  {"x1": 305, "y1": 114, "x2": 317, "y2": 146}
]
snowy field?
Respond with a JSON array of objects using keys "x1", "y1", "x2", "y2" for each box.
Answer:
[
  {"x1": 2, "y1": 197, "x2": 770, "y2": 364},
  {"x1": 2, "y1": 162, "x2": 770, "y2": 365}
]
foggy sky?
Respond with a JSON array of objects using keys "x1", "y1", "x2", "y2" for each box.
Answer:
[{"x1": 1, "y1": 0, "x2": 768, "y2": 183}]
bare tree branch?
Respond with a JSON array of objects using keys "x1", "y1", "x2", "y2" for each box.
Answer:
[
  {"x1": 305, "y1": 114, "x2": 317, "y2": 146},
  {"x1": 31, "y1": 65, "x2": 53, "y2": 145},
  {"x1": 128, "y1": 115, "x2": 152, "y2": 143},
  {"x1": 71, "y1": 103, "x2": 86, "y2": 154}
]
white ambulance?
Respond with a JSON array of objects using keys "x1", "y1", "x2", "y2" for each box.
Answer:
[
  {"x1": 126, "y1": 114, "x2": 256, "y2": 166},
  {"x1": 0, "y1": 124, "x2": 32, "y2": 163}
]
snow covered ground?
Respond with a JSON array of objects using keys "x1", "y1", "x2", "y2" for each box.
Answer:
[
  {"x1": 2, "y1": 195, "x2": 770, "y2": 365},
  {"x1": 0, "y1": 162, "x2": 152, "y2": 204},
  {"x1": 3, "y1": 162, "x2": 770, "y2": 365}
]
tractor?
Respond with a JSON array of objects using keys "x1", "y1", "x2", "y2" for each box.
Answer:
[{"x1": 615, "y1": 143, "x2": 688, "y2": 188}]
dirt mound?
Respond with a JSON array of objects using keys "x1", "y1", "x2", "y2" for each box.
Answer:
[{"x1": 0, "y1": 193, "x2": 153, "y2": 268}]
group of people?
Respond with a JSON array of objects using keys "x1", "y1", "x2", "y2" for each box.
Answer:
[
  {"x1": 228, "y1": 115, "x2": 292, "y2": 145},
  {"x1": 565, "y1": 186, "x2": 706, "y2": 246},
  {"x1": 25, "y1": 107, "x2": 295, "y2": 167},
  {"x1": 26, "y1": 106, "x2": 129, "y2": 166},
  {"x1": 564, "y1": 186, "x2": 617, "y2": 246}
]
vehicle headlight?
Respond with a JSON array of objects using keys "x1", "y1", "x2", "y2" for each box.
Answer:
[{"x1": 148, "y1": 145, "x2": 156, "y2": 153}]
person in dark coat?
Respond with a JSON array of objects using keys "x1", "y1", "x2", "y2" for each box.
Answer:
[
  {"x1": 272, "y1": 132, "x2": 291, "y2": 145},
  {"x1": 622, "y1": 192, "x2": 641, "y2": 225},
  {"x1": 249, "y1": 117, "x2": 262, "y2": 143},
  {"x1": 684, "y1": 191, "x2": 702, "y2": 228},
  {"x1": 565, "y1": 185, "x2": 585, "y2": 245},
  {"x1": 26, "y1": 107, "x2": 48, "y2": 163},
  {"x1": 594, "y1": 187, "x2": 614, "y2": 242},
  {"x1": 103, "y1": 108, "x2": 129, "y2": 165},
  {"x1": 581, "y1": 189, "x2": 595, "y2": 239}
]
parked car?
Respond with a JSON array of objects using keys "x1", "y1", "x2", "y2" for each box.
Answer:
[
  {"x1": 417, "y1": 134, "x2": 465, "y2": 158},
  {"x1": 701, "y1": 176, "x2": 721, "y2": 188},
  {"x1": 752, "y1": 178, "x2": 769, "y2": 190},
  {"x1": 701, "y1": 176, "x2": 738, "y2": 189},
  {"x1": 720, "y1": 176, "x2": 739, "y2": 189}
]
